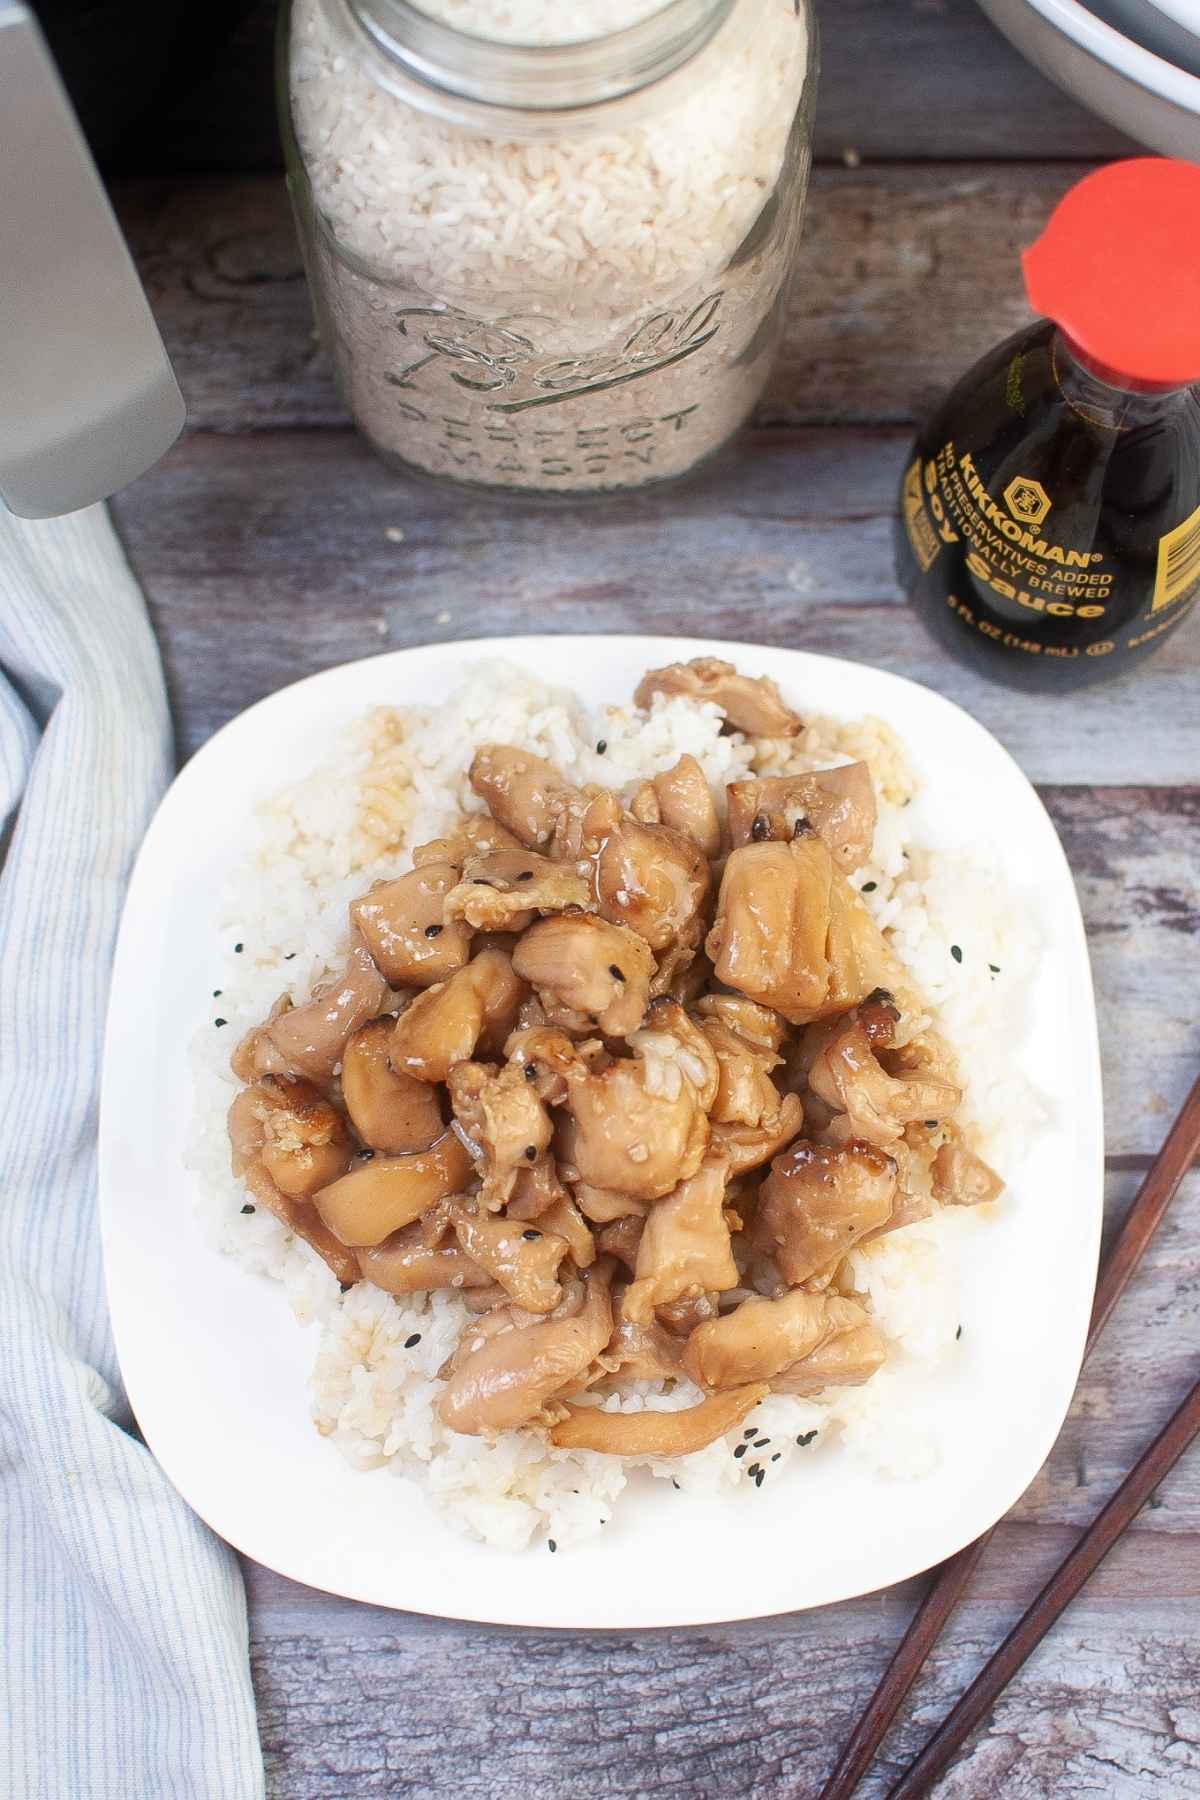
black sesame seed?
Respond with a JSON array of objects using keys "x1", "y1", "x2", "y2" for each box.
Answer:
[
  {"x1": 404, "y1": 1333, "x2": 421, "y2": 1348},
  {"x1": 284, "y1": 952, "x2": 296, "y2": 960},
  {"x1": 754, "y1": 1438, "x2": 769, "y2": 1449},
  {"x1": 471, "y1": 878, "x2": 494, "y2": 887},
  {"x1": 234, "y1": 943, "x2": 243, "y2": 954},
  {"x1": 925, "y1": 1120, "x2": 938, "y2": 1129},
  {"x1": 989, "y1": 963, "x2": 1001, "y2": 974},
  {"x1": 525, "y1": 1145, "x2": 537, "y2": 1160},
  {"x1": 671, "y1": 1479, "x2": 681, "y2": 1491},
  {"x1": 950, "y1": 944, "x2": 963, "y2": 964},
  {"x1": 751, "y1": 813, "x2": 771, "y2": 842},
  {"x1": 733, "y1": 1444, "x2": 748, "y2": 1460},
  {"x1": 212, "y1": 989, "x2": 222, "y2": 998},
  {"x1": 861, "y1": 881, "x2": 877, "y2": 893},
  {"x1": 424, "y1": 923, "x2": 443, "y2": 938},
  {"x1": 240, "y1": 1203, "x2": 255, "y2": 1215},
  {"x1": 524, "y1": 1062, "x2": 538, "y2": 1081},
  {"x1": 214, "y1": 1018, "x2": 227, "y2": 1028},
  {"x1": 595, "y1": 740, "x2": 607, "y2": 755},
  {"x1": 743, "y1": 1427, "x2": 757, "y2": 1439},
  {"x1": 754, "y1": 1470, "x2": 765, "y2": 1488},
  {"x1": 956, "y1": 1324, "x2": 963, "y2": 1341},
  {"x1": 791, "y1": 815, "x2": 814, "y2": 838},
  {"x1": 517, "y1": 870, "x2": 534, "y2": 882},
  {"x1": 796, "y1": 1430, "x2": 818, "y2": 1448},
  {"x1": 547, "y1": 1539, "x2": 558, "y2": 1553},
  {"x1": 771, "y1": 1453, "x2": 781, "y2": 1463},
  {"x1": 522, "y1": 1229, "x2": 542, "y2": 1241},
  {"x1": 609, "y1": 964, "x2": 625, "y2": 981},
  {"x1": 747, "y1": 1463, "x2": 761, "y2": 1478}
]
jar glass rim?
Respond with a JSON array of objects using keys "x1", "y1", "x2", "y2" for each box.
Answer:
[{"x1": 345, "y1": 0, "x2": 738, "y2": 112}]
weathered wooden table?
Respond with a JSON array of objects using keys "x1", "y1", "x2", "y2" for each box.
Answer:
[{"x1": 108, "y1": 2, "x2": 1200, "y2": 1792}]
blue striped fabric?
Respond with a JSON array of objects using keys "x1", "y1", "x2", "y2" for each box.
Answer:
[{"x1": 0, "y1": 506, "x2": 263, "y2": 1799}]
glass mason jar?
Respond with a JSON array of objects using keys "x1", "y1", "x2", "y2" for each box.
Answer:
[{"x1": 279, "y1": 0, "x2": 818, "y2": 496}]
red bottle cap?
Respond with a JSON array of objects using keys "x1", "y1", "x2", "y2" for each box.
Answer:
[{"x1": 1023, "y1": 157, "x2": 1200, "y2": 391}]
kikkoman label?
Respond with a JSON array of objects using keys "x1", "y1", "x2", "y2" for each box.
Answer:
[{"x1": 904, "y1": 442, "x2": 1116, "y2": 620}]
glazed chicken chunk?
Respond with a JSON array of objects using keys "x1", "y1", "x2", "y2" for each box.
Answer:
[
  {"x1": 809, "y1": 1001, "x2": 960, "y2": 1148},
  {"x1": 231, "y1": 941, "x2": 388, "y2": 1083},
  {"x1": 437, "y1": 1261, "x2": 615, "y2": 1436},
  {"x1": 635, "y1": 657, "x2": 802, "y2": 738},
  {"x1": 770, "y1": 1308, "x2": 887, "y2": 1396},
  {"x1": 623, "y1": 1157, "x2": 739, "y2": 1324},
  {"x1": 694, "y1": 993, "x2": 788, "y2": 1127},
  {"x1": 754, "y1": 1138, "x2": 897, "y2": 1285},
  {"x1": 225, "y1": 658, "x2": 1005, "y2": 1470},
  {"x1": 231, "y1": 1075, "x2": 355, "y2": 1200},
  {"x1": 447, "y1": 1197, "x2": 569, "y2": 1313},
  {"x1": 350, "y1": 865, "x2": 472, "y2": 987},
  {"x1": 468, "y1": 744, "x2": 580, "y2": 849},
  {"x1": 228, "y1": 1081, "x2": 358, "y2": 1286},
  {"x1": 341, "y1": 1017, "x2": 445, "y2": 1153},
  {"x1": 558, "y1": 1004, "x2": 716, "y2": 1202},
  {"x1": 512, "y1": 912, "x2": 654, "y2": 1037},
  {"x1": 313, "y1": 1128, "x2": 473, "y2": 1247},
  {"x1": 578, "y1": 789, "x2": 711, "y2": 961},
  {"x1": 709, "y1": 1092, "x2": 805, "y2": 1177},
  {"x1": 356, "y1": 1221, "x2": 493, "y2": 1296},
  {"x1": 630, "y1": 753, "x2": 722, "y2": 859},
  {"x1": 413, "y1": 814, "x2": 523, "y2": 865},
  {"x1": 443, "y1": 849, "x2": 591, "y2": 932},
  {"x1": 707, "y1": 835, "x2": 892, "y2": 1026},
  {"x1": 726, "y1": 763, "x2": 877, "y2": 871},
  {"x1": 683, "y1": 1289, "x2": 873, "y2": 1389},
  {"x1": 447, "y1": 1058, "x2": 554, "y2": 1209},
  {"x1": 390, "y1": 948, "x2": 526, "y2": 1083},
  {"x1": 932, "y1": 1134, "x2": 1004, "y2": 1207}
]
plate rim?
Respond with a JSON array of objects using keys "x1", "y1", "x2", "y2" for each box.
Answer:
[{"x1": 99, "y1": 633, "x2": 1105, "y2": 1628}]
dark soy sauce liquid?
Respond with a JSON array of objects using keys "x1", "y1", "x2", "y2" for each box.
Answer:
[{"x1": 896, "y1": 322, "x2": 1200, "y2": 691}]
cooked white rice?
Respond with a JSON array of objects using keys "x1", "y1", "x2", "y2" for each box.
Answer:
[{"x1": 188, "y1": 660, "x2": 1041, "y2": 1550}]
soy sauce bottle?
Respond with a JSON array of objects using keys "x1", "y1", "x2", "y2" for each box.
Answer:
[{"x1": 897, "y1": 159, "x2": 1200, "y2": 690}]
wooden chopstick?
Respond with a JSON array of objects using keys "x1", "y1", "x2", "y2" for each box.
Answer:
[
  {"x1": 888, "y1": 1374, "x2": 1200, "y2": 1799},
  {"x1": 818, "y1": 1069, "x2": 1200, "y2": 1800}
]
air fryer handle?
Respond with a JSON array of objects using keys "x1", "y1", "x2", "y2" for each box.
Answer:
[{"x1": 0, "y1": 3, "x2": 184, "y2": 519}]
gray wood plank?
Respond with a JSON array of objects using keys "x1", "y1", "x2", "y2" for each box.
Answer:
[
  {"x1": 814, "y1": 0, "x2": 1135, "y2": 163},
  {"x1": 1047, "y1": 790, "x2": 1200, "y2": 1160},
  {"x1": 246, "y1": 1598, "x2": 1200, "y2": 1797},
  {"x1": 117, "y1": 164, "x2": 1086, "y2": 433},
  {"x1": 111, "y1": 427, "x2": 1200, "y2": 791},
  {"x1": 107, "y1": 0, "x2": 1135, "y2": 178}
]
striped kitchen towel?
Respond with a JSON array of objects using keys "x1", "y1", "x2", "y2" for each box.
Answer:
[{"x1": 0, "y1": 504, "x2": 263, "y2": 1799}]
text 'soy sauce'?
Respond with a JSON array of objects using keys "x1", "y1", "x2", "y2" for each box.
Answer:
[{"x1": 896, "y1": 158, "x2": 1200, "y2": 690}]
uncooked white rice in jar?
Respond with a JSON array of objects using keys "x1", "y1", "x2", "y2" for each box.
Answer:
[
  {"x1": 415, "y1": 0, "x2": 673, "y2": 43},
  {"x1": 188, "y1": 660, "x2": 1043, "y2": 1552},
  {"x1": 286, "y1": 0, "x2": 813, "y2": 491}
]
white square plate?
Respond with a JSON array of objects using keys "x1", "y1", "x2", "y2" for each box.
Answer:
[{"x1": 99, "y1": 636, "x2": 1103, "y2": 1628}]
